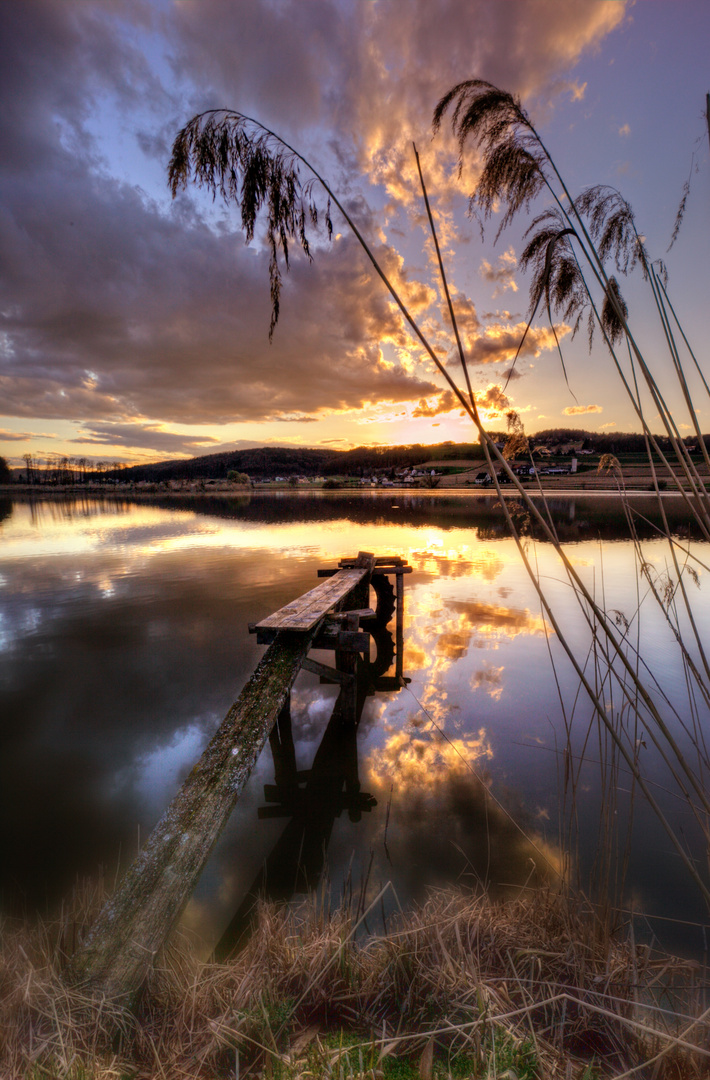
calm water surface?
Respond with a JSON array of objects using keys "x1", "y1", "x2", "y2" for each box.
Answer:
[{"x1": 1, "y1": 493, "x2": 708, "y2": 955}]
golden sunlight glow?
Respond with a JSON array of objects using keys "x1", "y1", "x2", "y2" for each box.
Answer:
[{"x1": 366, "y1": 727, "x2": 493, "y2": 790}]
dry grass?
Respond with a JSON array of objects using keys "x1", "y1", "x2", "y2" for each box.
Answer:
[{"x1": 2, "y1": 881, "x2": 709, "y2": 1080}]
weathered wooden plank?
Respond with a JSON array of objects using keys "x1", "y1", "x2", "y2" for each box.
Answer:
[{"x1": 255, "y1": 568, "x2": 369, "y2": 632}]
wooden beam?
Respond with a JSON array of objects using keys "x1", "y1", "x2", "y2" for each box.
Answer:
[
  {"x1": 326, "y1": 608, "x2": 376, "y2": 621},
  {"x1": 64, "y1": 630, "x2": 315, "y2": 1001},
  {"x1": 317, "y1": 566, "x2": 412, "y2": 579},
  {"x1": 339, "y1": 555, "x2": 408, "y2": 567},
  {"x1": 253, "y1": 627, "x2": 371, "y2": 649},
  {"x1": 301, "y1": 657, "x2": 354, "y2": 685},
  {"x1": 313, "y1": 629, "x2": 371, "y2": 653}
]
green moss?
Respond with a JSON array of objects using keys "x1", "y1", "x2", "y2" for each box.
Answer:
[{"x1": 265, "y1": 1027, "x2": 541, "y2": 1080}]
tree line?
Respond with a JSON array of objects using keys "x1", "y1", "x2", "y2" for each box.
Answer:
[{"x1": 15, "y1": 454, "x2": 128, "y2": 485}]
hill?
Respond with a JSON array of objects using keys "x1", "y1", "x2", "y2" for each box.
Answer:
[
  {"x1": 110, "y1": 441, "x2": 486, "y2": 483},
  {"x1": 107, "y1": 429, "x2": 705, "y2": 484}
]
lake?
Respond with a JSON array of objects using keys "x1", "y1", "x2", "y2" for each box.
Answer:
[{"x1": 1, "y1": 491, "x2": 708, "y2": 957}]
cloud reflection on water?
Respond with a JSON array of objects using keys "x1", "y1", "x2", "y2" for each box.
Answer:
[
  {"x1": 4, "y1": 494, "x2": 705, "y2": 951},
  {"x1": 364, "y1": 728, "x2": 563, "y2": 897}
]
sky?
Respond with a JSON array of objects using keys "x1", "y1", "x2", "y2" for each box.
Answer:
[{"x1": 1, "y1": 0, "x2": 709, "y2": 466}]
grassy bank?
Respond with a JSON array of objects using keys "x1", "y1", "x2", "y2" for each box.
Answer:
[{"x1": 2, "y1": 883, "x2": 708, "y2": 1080}]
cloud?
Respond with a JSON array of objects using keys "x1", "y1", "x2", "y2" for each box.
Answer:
[
  {"x1": 477, "y1": 383, "x2": 510, "y2": 419},
  {"x1": 72, "y1": 422, "x2": 222, "y2": 455},
  {"x1": 368, "y1": 730, "x2": 492, "y2": 792},
  {"x1": 565, "y1": 80, "x2": 588, "y2": 101},
  {"x1": 319, "y1": 0, "x2": 627, "y2": 213},
  {"x1": 598, "y1": 421, "x2": 617, "y2": 430},
  {"x1": 468, "y1": 323, "x2": 568, "y2": 366},
  {"x1": 563, "y1": 404, "x2": 602, "y2": 415},
  {"x1": 479, "y1": 247, "x2": 518, "y2": 295},
  {"x1": 408, "y1": 548, "x2": 504, "y2": 583},
  {"x1": 1, "y1": 177, "x2": 440, "y2": 424},
  {"x1": 618, "y1": 123, "x2": 631, "y2": 137},
  {"x1": 0, "y1": 0, "x2": 628, "y2": 445},
  {"x1": 412, "y1": 389, "x2": 462, "y2": 418},
  {"x1": 364, "y1": 730, "x2": 563, "y2": 896},
  {"x1": 446, "y1": 598, "x2": 549, "y2": 643},
  {"x1": 470, "y1": 664, "x2": 505, "y2": 700},
  {"x1": 481, "y1": 310, "x2": 520, "y2": 321},
  {"x1": 0, "y1": 428, "x2": 56, "y2": 441}
]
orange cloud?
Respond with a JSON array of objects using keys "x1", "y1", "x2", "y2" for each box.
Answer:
[
  {"x1": 477, "y1": 383, "x2": 510, "y2": 421},
  {"x1": 563, "y1": 404, "x2": 603, "y2": 415},
  {"x1": 351, "y1": 2, "x2": 627, "y2": 213},
  {"x1": 364, "y1": 729, "x2": 564, "y2": 895},
  {"x1": 412, "y1": 389, "x2": 462, "y2": 418},
  {"x1": 469, "y1": 323, "x2": 568, "y2": 366},
  {"x1": 0, "y1": 0, "x2": 628, "y2": 447},
  {"x1": 446, "y1": 598, "x2": 550, "y2": 643}
]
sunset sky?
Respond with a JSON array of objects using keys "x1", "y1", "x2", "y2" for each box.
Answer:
[{"x1": 1, "y1": 0, "x2": 709, "y2": 466}]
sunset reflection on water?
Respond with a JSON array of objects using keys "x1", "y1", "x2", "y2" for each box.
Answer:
[{"x1": 1, "y1": 493, "x2": 708, "y2": 954}]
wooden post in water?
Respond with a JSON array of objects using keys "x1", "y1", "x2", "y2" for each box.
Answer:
[
  {"x1": 395, "y1": 569, "x2": 404, "y2": 683},
  {"x1": 65, "y1": 553, "x2": 375, "y2": 1002}
]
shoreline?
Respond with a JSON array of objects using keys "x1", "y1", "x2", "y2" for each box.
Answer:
[
  {"x1": 3, "y1": 882, "x2": 706, "y2": 1079},
  {"x1": 0, "y1": 483, "x2": 694, "y2": 499}
]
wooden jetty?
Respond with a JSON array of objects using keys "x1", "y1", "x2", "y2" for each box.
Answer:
[{"x1": 65, "y1": 552, "x2": 410, "y2": 1002}]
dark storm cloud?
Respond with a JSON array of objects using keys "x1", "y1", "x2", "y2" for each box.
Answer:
[
  {"x1": 0, "y1": 1, "x2": 161, "y2": 174},
  {"x1": 73, "y1": 421, "x2": 221, "y2": 454},
  {"x1": 0, "y1": 141, "x2": 438, "y2": 424},
  {"x1": 0, "y1": 1, "x2": 626, "y2": 439},
  {"x1": 0, "y1": 2, "x2": 441, "y2": 430}
]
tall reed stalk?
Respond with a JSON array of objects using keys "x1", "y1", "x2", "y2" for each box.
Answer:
[{"x1": 168, "y1": 84, "x2": 710, "y2": 913}]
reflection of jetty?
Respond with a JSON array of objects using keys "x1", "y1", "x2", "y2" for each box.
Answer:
[
  {"x1": 66, "y1": 552, "x2": 410, "y2": 1001},
  {"x1": 215, "y1": 563, "x2": 410, "y2": 958}
]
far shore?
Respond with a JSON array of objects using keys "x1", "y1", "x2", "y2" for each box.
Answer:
[{"x1": 0, "y1": 481, "x2": 696, "y2": 499}]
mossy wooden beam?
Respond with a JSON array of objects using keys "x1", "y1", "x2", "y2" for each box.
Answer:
[
  {"x1": 65, "y1": 553, "x2": 375, "y2": 1003},
  {"x1": 65, "y1": 632, "x2": 313, "y2": 1001}
]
